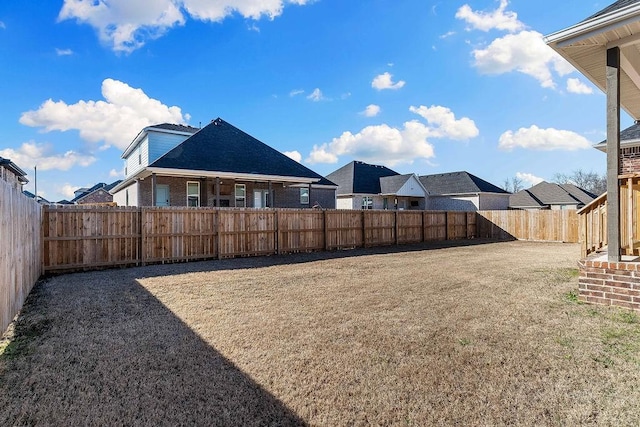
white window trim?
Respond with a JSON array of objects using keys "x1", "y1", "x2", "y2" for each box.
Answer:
[
  {"x1": 187, "y1": 181, "x2": 200, "y2": 207},
  {"x1": 300, "y1": 187, "x2": 310, "y2": 205},
  {"x1": 362, "y1": 196, "x2": 373, "y2": 210},
  {"x1": 235, "y1": 184, "x2": 246, "y2": 207}
]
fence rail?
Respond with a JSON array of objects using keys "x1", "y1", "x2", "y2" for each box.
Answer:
[
  {"x1": 1, "y1": 180, "x2": 42, "y2": 333},
  {"x1": 42, "y1": 207, "x2": 479, "y2": 272}
]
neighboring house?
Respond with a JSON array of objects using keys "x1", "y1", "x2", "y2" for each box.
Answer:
[
  {"x1": 594, "y1": 121, "x2": 640, "y2": 176},
  {"x1": 326, "y1": 161, "x2": 428, "y2": 210},
  {"x1": 71, "y1": 181, "x2": 122, "y2": 205},
  {"x1": 419, "y1": 171, "x2": 510, "y2": 211},
  {"x1": 509, "y1": 181, "x2": 596, "y2": 210},
  {"x1": 0, "y1": 156, "x2": 28, "y2": 191},
  {"x1": 110, "y1": 118, "x2": 337, "y2": 208},
  {"x1": 22, "y1": 191, "x2": 50, "y2": 205}
]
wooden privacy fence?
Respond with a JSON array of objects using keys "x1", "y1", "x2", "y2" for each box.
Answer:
[
  {"x1": 477, "y1": 210, "x2": 579, "y2": 243},
  {"x1": 42, "y1": 207, "x2": 477, "y2": 272},
  {"x1": 1, "y1": 179, "x2": 42, "y2": 333}
]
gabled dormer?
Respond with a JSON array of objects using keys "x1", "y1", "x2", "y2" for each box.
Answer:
[{"x1": 122, "y1": 123, "x2": 200, "y2": 179}]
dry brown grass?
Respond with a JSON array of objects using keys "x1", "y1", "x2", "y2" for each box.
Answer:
[{"x1": 2, "y1": 240, "x2": 640, "y2": 426}]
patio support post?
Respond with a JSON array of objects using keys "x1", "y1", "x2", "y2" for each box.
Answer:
[
  {"x1": 607, "y1": 46, "x2": 621, "y2": 262},
  {"x1": 151, "y1": 173, "x2": 157, "y2": 207},
  {"x1": 215, "y1": 177, "x2": 220, "y2": 208}
]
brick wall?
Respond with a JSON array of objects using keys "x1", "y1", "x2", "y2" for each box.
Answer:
[
  {"x1": 77, "y1": 189, "x2": 113, "y2": 204},
  {"x1": 137, "y1": 176, "x2": 335, "y2": 208},
  {"x1": 578, "y1": 259, "x2": 640, "y2": 311},
  {"x1": 621, "y1": 147, "x2": 640, "y2": 174}
]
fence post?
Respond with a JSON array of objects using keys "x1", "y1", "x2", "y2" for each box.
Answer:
[
  {"x1": 445, "y1": 212, "x2": 449, "y2": 241},
  {"x1": 395, "y1": 211, "x2": 399, "y2": 245},
  {"x1": 323, "y1": 209, "x2": 329, "y2": 251},
  {"x1": 139, "y1": 207, "x2": 145, "y2": 266},
  {"x1": 362, "y1": 210, "x2": 366, "y2": 248},
  {"x1": 217, "y1": 209, "x2": 222, "y2": 260},
  {"x1": 275, "y1": 209, "x2": 280, "y2": 255}
]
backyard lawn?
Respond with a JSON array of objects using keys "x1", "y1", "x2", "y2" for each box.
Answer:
[{"x1": 2, "y1": 240, "x2": 640, "y2": 425}]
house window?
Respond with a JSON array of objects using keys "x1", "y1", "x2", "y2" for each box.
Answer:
[
  {"x1": 125, "y1": 189, "x2": 129, "y2": 207},
  {"x1": 235, "y1": 184, "x2": 246, "y2": 207},
  {"x1": 138, "y1": 148, "x2": 142, "y2": 165},
  {"x1": 300, "y1": 187, "x2": 309, "y2": 205},
  {"x1": 362, "y1": 196, "x2": 373, "y2": 210},
  {"x1": 187, "y1": 182, "x2": 200, "y2": 207},
  {"x1": 383, "y1": 198, "x2": 388, "y2": 210}
]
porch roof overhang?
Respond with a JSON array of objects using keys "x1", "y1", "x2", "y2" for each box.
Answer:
[
  {"x1": 545, "y1": 2, "x2": 640, "y2": 119},
  {"x1": 109, "y1": 167, "x2": 320, "y2": 194}
]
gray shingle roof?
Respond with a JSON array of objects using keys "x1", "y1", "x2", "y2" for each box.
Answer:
[
  {"x1": 151, "y1": 123, "x2": 200, "y2": 133},
  {"x1": 151, "y1": 118, "x2": 335, "y2": 185},
  {"x1": 379, "y1": 174, "x2": 413, "y2": 195},
  {"x1": 71, "y1": 180, "x2": 122, "y2": 203},
  {"x1": 509, "y1": 181, "x2": 596, "y2": 209},
  {"x1": 326, "y1": 161, "x2": 398, "y2": 195},
  {"x1": 584, "y1": 0, "x2": 640, "y2": 21},
  {"x1": 419, "y1": 171, "x2": 508, "y2": 195}
]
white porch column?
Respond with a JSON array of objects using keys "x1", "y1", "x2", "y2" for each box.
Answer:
[{"x1": 607, "y1": 47, "x2": 621, "y2": 262}]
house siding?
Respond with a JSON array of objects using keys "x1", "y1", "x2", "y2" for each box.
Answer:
[
  {"x1": 113, "y1": 182, "x2": 139, "y2": 207},
  {"x1": 0, "y1": 165, "x2": 24, "y2": 190},
  {"x1": 478, "y1": 194, "x2": 510, "y2": 210},
  {"x1": 147, "y1": 131, "x2": 192, "y2": 164},
  {"x1": 428, "y1": 195, "x2": 480, "y2": 211},
  {"x1": 125, "y1": 137, "x2": 148, "y2": 178}
]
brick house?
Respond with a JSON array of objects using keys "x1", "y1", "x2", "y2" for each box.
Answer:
[
  {"x1": 110, "y1": 118, "x2": 337, "y2": 208},
  {"x1": 71, "y1": 181, "x2": 122, "y2": 205}
]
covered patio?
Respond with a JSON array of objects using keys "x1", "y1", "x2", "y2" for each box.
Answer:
[{"x1": 546, "y1": 0, "x2": 640, "y2": 310}]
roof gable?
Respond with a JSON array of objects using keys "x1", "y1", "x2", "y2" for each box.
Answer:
[
  {"x1": 149, "y1": 118, "x2": 329, "y2": 182},
  {"x1": 326, "y1": 161, "x2": 398, "y2": 195},
  {"x1": 584, "y1": 0, "x2": 640, "y2": 21},
  {"x1": 419, "y1": 171, "x2": 508, "y2": 195}
]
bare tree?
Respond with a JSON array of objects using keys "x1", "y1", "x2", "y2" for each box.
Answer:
[
  {"x1": 502, "y1": 176, "x2": 524, "y2": 193},
  {"x1": 553, "y1": 169, "x2": 606, "y2": 195}
]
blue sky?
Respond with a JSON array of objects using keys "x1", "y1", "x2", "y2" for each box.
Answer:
[{"x1": 0, "y1": 0, "x2": 625, "y2": 202}]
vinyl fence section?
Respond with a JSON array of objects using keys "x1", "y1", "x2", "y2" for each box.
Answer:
[
  {"x1": 42, "y1": 207, "x2": 479, "y2": 273},
  {"x1": 477, "y1": 210, "x2": 579, "y2": 243},
  {"x1": 1, "y1": 179, "x2": 43, "y2": 333}
]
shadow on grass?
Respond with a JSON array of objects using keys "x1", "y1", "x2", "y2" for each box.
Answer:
[{"x1": 0, "y1": 275, "x2": 307, "y2": 426}]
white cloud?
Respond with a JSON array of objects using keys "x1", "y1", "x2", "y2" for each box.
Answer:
[
  {"x1": 20, "y1": 78, "x2": 188, "y2": 151},
  {"x1": 307, "y1": 88, "x2": 325, "y2": 102},
  {"x1": 59, "y1": 183, "x2": 80, "y2": 199},
  {"x1": 409, "y1": 105, "x2": 479, "y2": 140},
  {"x1": 498, "y1": 125, "x2": 592, "y2": 151},
  {"x1": 109, "y1": 168, "x2": 123, "y2": 178},
  {"x1": 55, "y1": 48, "x2": 74, "y2": 56},
  {"x1": 306, "y1": 121, "x2": 435, "y2": 167},
  {"x1": 372, "y1": 72, "x2": 405, "y2": 91},
  {"x1": 439, "y1": 31, "x2": 456, "y2": 39},
  {"x1": 516, "y1": 172, "x2": 544, "y2": 187},
  {"x1": 361, "y1": 104, "x2": 381, "y2": 117},
  {"x1": 471, "y1": 30, "x2": 573, "y2": 88},
  {"x1": 566, "y1": 78, "x2": 593, "y2": 95},
  {"x1": 289, "y1": 89, "x2": 304, "y2": 97},
  {"x1": 456, "y1": 0, "x2": 524, "y2": 33},
  {"x1": 283, "y1": 150, "x2": 302, "y2": 163},
  {"x1": 0, "y1": 21, "x2": 6, "y2": 29},
  {"x1": 58, "y1": 0, "x2": 311, "y2": 53},
  {"x1": 0, "y1": 142, "x2": 96, "y2": 171}
]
